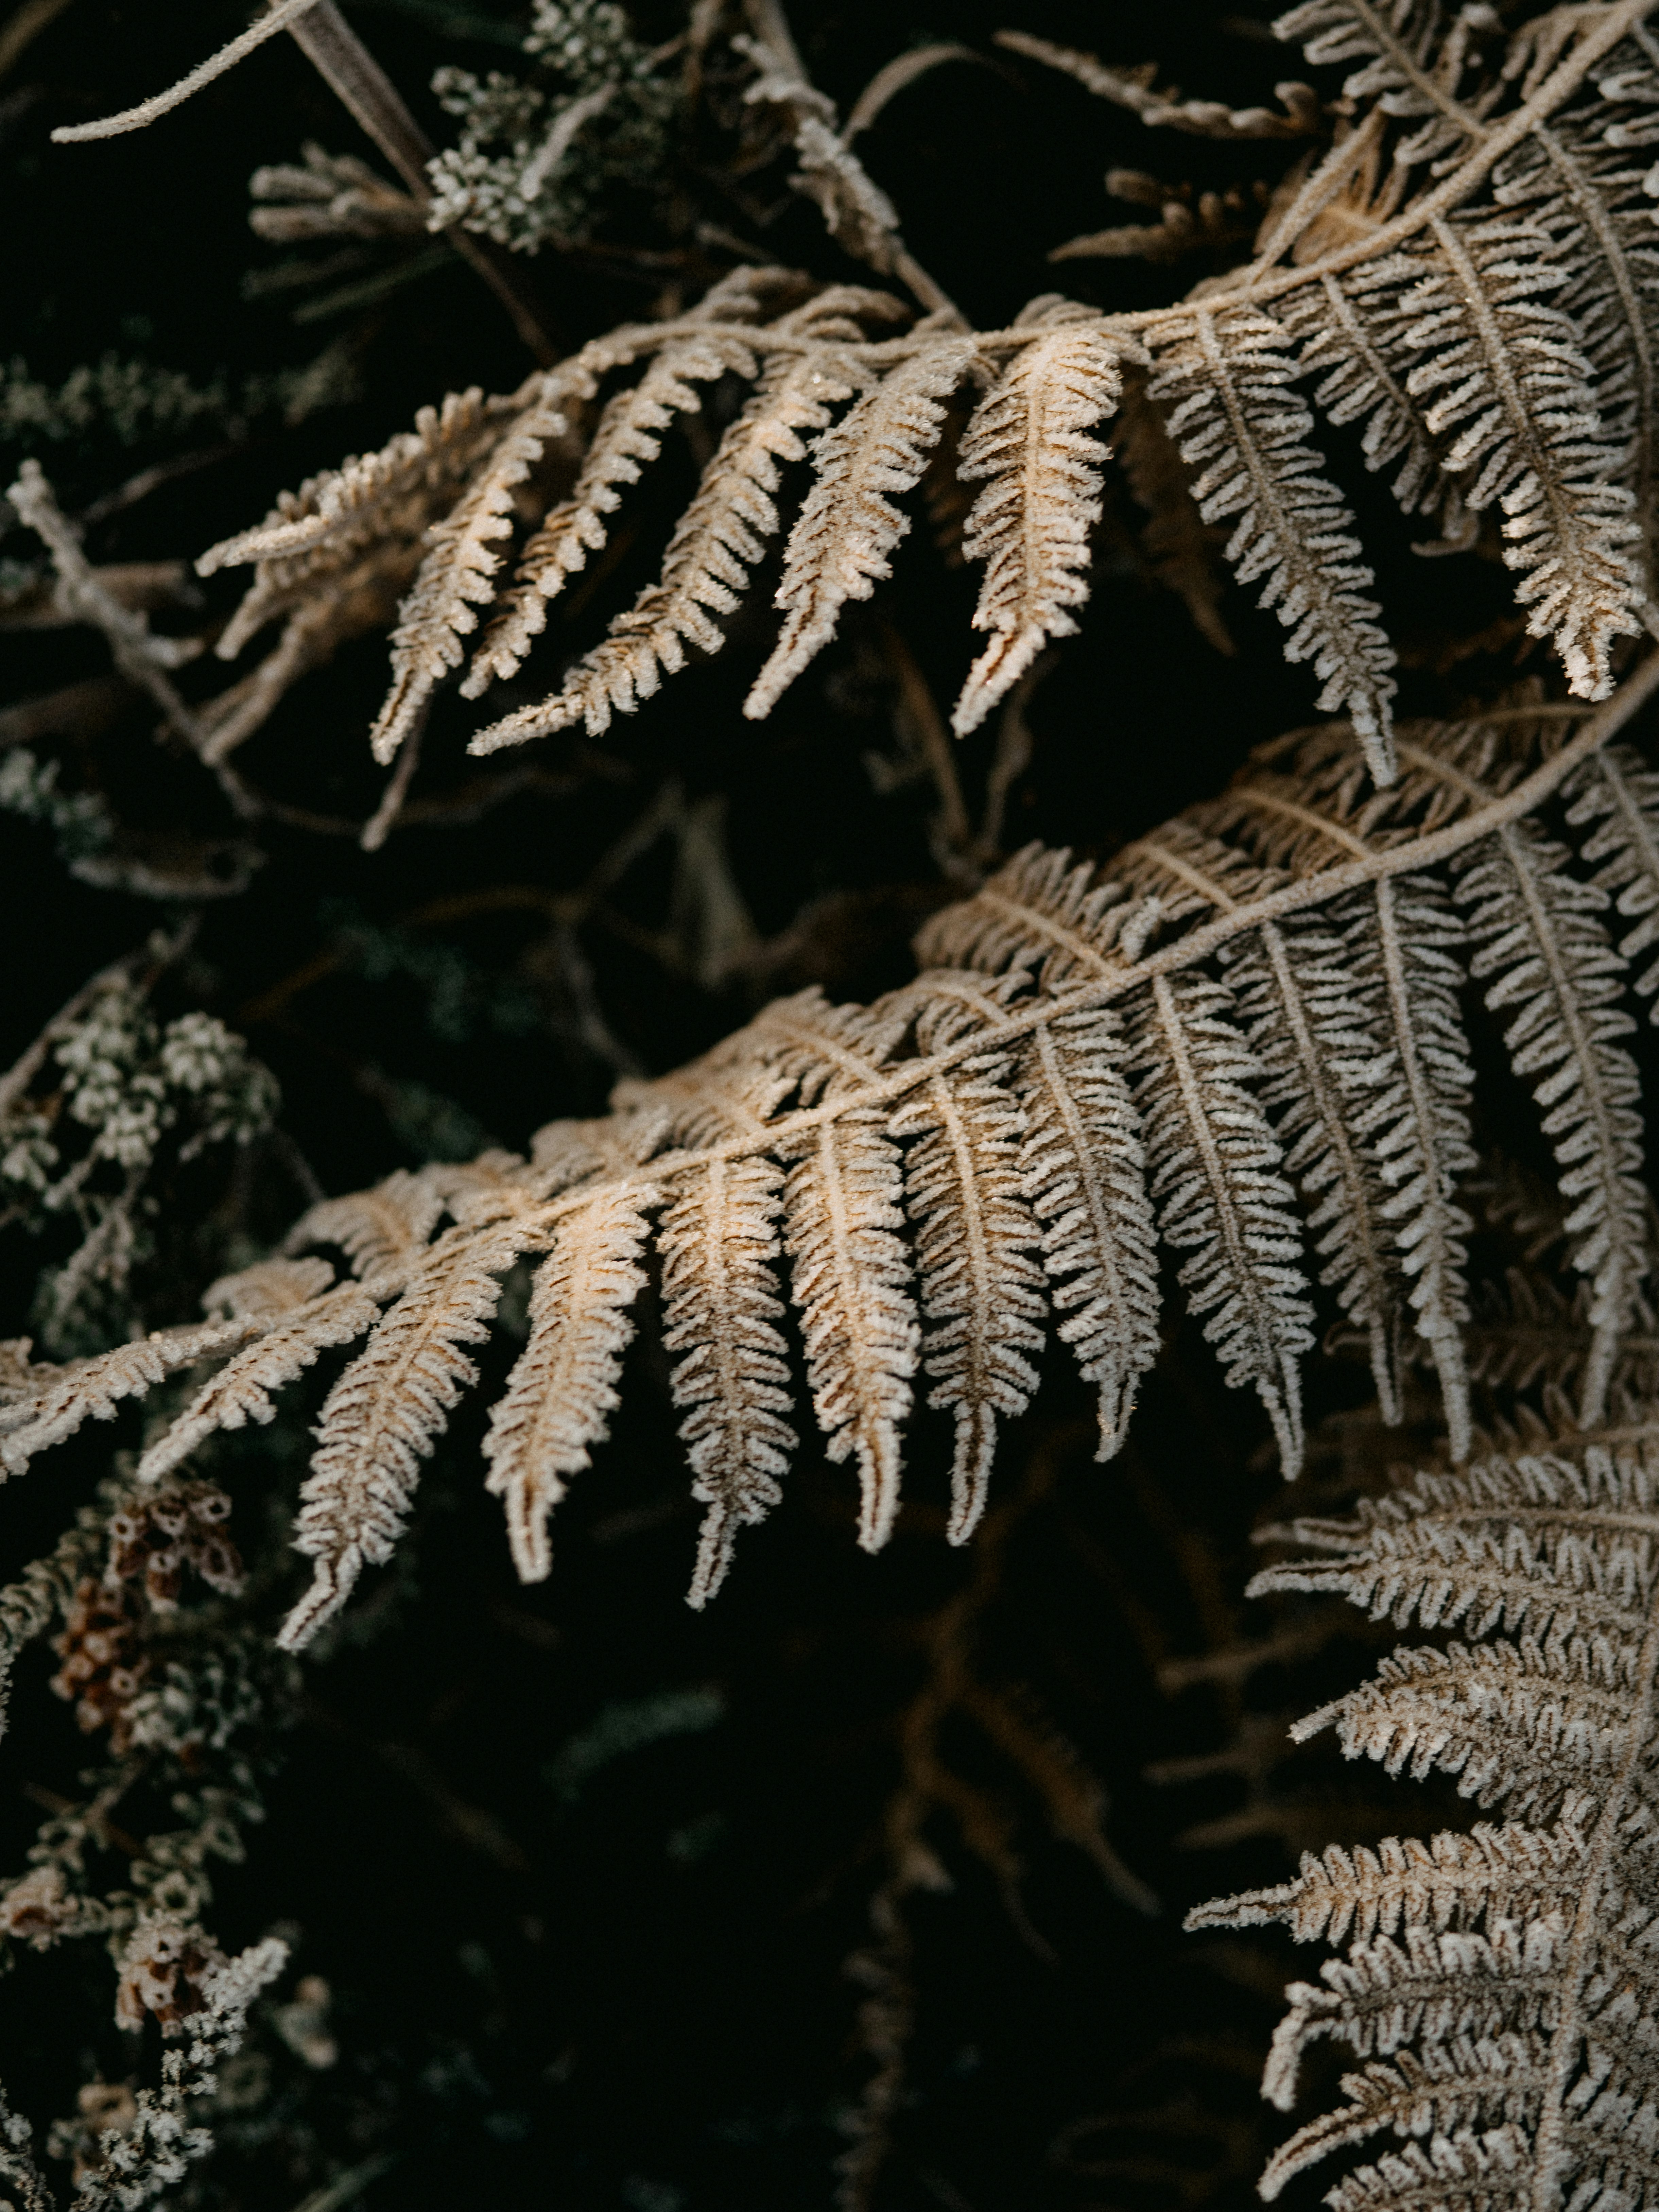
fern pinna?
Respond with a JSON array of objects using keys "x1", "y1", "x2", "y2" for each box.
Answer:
[{"x1": 187, "y1": 2, "x2": 1659, "y2": 803}]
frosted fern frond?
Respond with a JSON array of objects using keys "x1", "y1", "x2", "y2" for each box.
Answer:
[
  {"x1": 248, "y1": 142, "x2": 426, "y2": 242},
  {"x1": 660, "y1": 1157, "x2": 794, "y2": 1607},
  {"x1": 366, "y1": 348, "x2": 608, "y2": 765},
  {"x1": 1282, "y1": 206, "x2": 1644, "y2": 701},
  {"x1": 993, "y1": 30, "x2": 1323, "y2": 141},
  {"x1": 1302, "y1": 1640, "x2": 1640, "y2": 1822},
  {"x1": 1273, "y1": 0, "x2": 1504, "y2": 171},
  {"x1": 1013, "y1": 1002, "x2": 1160, "y2": 1463},
  {"x1": 1459, "y1": 1260, "x2": 1659, "y2": 1402},
  {"x1": 1130, "y1": 970, "x2": 1316, "y2": 1473},
  {"x1": 198, "y1": 386, "x2": 519, "y2": 622},
  {"x1": 135, "y1": 1279, "x2": 383, "y2": 1488},
  {"x1": 0, "y1": 664, "x2": 1640, "y2": 1647},
  {"x1": 1220, "y1": 908, "x2": 1405, "y2": 1421},
  {"x1": 200, "y1": 1255, "x2": 337, "y2": 1320},
  {"x1": 279, "y1": 1202, "x2": 560, "y2": 1648},
  {"x1": 745, "y1": 331, "x2": 977, "y2": 721},
  {"x1": 1563, "y1": 738, "x2": 1659, "y2": 1009},
  {"x1": 469, "y1": 295, "x2": 886, "y2": 749},
  {"x1": 480, "y1": 1178, "x2": 656, "y2": 1585},
  {"x1": 1197, "y1": 1402, "x2": 1659, "y2": 2210},
  {"x1": 948, "y1": 304, "x2": 1138, "y2": 737},
  {"x1": 1146, "y1": 305, "x2": 1398, "y2": 782},
  {"x1": 279, "y1": 1166, "x2": 449, "y2": 1289},
  {"x1": 734, "y1": 35, "x2": 912, "y2": 280},
  {"x1": 199, "y1": 5, "x2": 1659, "y2": 782},
  {"x1": 466, "y1": 321, "x2": 763, "y2": 698},
  {"x1": 0, "y1": 1319, "x2": 260, "y2": 1477},
  {"x1": 780, "y1": 1109, "x2": 919, "y2": 1557},
  {"x1": 892, "y1": 981, "x2": 1048, "y2": 1541},
  {"x1": 1206, "y1": 1824, "x2": 1590, "y2": 1947},
  {"x1": 1489, "y1": 33, "x2": 1659, "y2": 574},
  {"x1": 1326, "y1": 874, "x2": 1480, "y2": 1455},
  {"x1": 1452, "y1": 818, "x2": 1647, "y2": 1422}
]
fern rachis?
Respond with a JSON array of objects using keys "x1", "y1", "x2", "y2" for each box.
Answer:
[
  {"x1": 196, "y1": 0, "x2": 1659, "y2": 795},
  {"x1": 5, "y1": 657, "x2": 1655, "y2": 1654}
]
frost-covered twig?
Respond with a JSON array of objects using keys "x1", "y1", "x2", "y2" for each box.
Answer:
[
  {"x1": 49, "y1": 0, "x2": 324, "y2": 141},
  {"x1": 49, "y1": 0, "x2": 558, "y2": 360},
  {"x1": 6, "y1": 463, "x2": 203, "y2": 746}
]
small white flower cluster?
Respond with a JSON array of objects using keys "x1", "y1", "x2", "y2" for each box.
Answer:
[
  {"x1": 48, "y1": 986, "x2": 278, "y2": 1178},
  {"x1": 0, "y1": 983, "x2": 279, "y2": 1349},
  {"x1": 0, "y1": 991, "x2": 276, "y2": 1345},
  {"x1": 58, "y1": 990, "x2": 170, "y2": 1168},
  {"x1": 426, "y1": 0, "x2": 675, "y2": 254},
  {"x1": 0, "y1": 745, "x2": 114, "y2": 864},
  {"x1": 157, "y1": 1011, "x2": 280, "y2": 1159},
  {"x1": 0, "y1": 1113, "x2": 56, "y2": 1195},
  {"x1": 124, "y1": 1641, "x2": 270, "y2": 1761},
  {"x1": 74, "y1": 1927, "x2": 287, "y2": 2211},
  {"x1": 522, "y1": 0, "x2": 642, "y2": 77}
]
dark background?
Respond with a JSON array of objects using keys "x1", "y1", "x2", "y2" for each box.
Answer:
[{"x1": 0, "y1": 5, "x2": 1560, "y2": 2207}]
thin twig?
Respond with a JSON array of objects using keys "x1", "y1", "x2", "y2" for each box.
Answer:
[
  {"x1": 48, "y1": 0, "x2": 560, "y2": 361},
  {"x1": 286, "y1": 1, "x2": 563, "y2": 361},
  {"x1": 20, "y1": 1780, "x2": 144, "y2": 1860},
  {"x1": 50, "y1": 0, "x2": 326, "y2": 138},
  {"x1": 76, "y1": 441, "x2": 247, "y2": 532},
  {"x1": 7, "y1": 462, "x2": 205, "y2": 748},
  {"x1": 843, "y1": 44, "x2": 984, "y2": 142},
  {"x1": 880, "y1": 623, "x2": 975, "y2": 876},
  {"x1": 976, "y1": 655, "x2": 1047, "y2": 859},
  {"x1": 238, "y1": 789, "x2": 681, "y2": 1030},
  {"x1": 287, "y1": 2150, "x2": 401, "y2": 2212},
  {"x1": 302, "y1": 1697, "x2": 530, "y2": 1870},
  {"x1": 519, "y1": 81, "x2": 613, "y2": 198},
  {"x1": 741, "y1": 0, "x2": 807, "y2": 79},
  {"x1": 359, "y1": 708, "x2": 425, "y2": 850},
  {"x1": 0, "y1": 675, "x2": 128, "y2": 750},
  {"x1": 0, "y1": 921, "x2": 197, "y2": 1124},
  {"x1": 738, "y1": 0, "x2": 962, "y2": 325}
]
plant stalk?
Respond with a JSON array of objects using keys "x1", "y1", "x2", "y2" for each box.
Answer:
[{"x1": 286, "y1": 1, "x2": 563, "y2": 362}]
